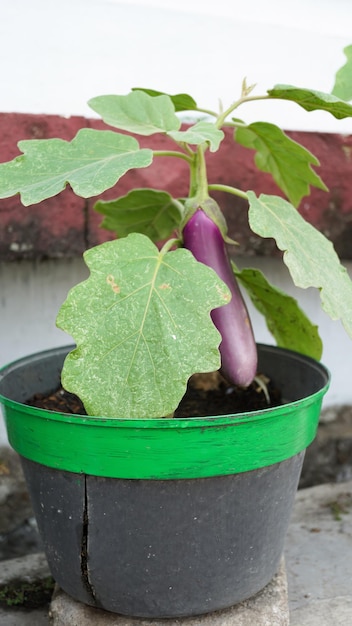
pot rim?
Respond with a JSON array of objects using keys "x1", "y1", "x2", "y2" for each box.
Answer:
[
  {"x1": 0, "y1": 342, "x2": 330, "y2": 427},
  {"x1": 0, "y1": 343, "x2": 330, "y2": 479}
]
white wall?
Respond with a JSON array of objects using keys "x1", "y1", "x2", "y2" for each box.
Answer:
[
  {"x1": 1, "y1": 1, "x2": 352, "y2": 444},
  {"x1": 1, "y1": 0, "x2": 352, "y2": 132}
]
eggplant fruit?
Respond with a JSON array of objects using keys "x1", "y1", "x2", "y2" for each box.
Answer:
[{"x1": 183, "y1": 209, "x2": 257, "y2": 387}]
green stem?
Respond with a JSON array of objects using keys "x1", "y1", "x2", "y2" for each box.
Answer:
[
  {"x1": 215, "y1": 94, "x2": 270, "y2": 129},
  {"x1": 208, "y1": 183, "x2": 249, "y2": 200},
  {"x1": 153, "y1": 150, "x2": 193, "y2": 164},
  {"x1": 186, "y1": 143, "x2": 210, "y2": 201},
  {"x1": 159, "y1": 237, "x2": 181, "y2": 255},
  {"x1": 195, "y1": 144, "x2": 210, "y2": 203},
  {"x1": 194, "y1": 106, "x2": 218, "y2": 118},
  {"x1": 188, "y1": 157, "x2": 198, "y2": 197}
]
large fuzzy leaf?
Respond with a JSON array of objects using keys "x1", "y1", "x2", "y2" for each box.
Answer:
[
  {"x1": 232, "y1": 263, "x2": 322, "y2": 359},
  {"x1": 0, "y1": 129, "x2": 152, "y2": 205},
  {"x1": 94, "y1": 189, "x2": 183, "y2": 241},
  {"x1": 332, "y1": 45, "x2": 352, "y2": 101},
  {"x1": 88, "y1": 91, "x2": 181, "y2": 135},
  {"x1": 56, "y1": 234, "x2": 230, "y2": 418},
  {"x1": 168, "y1": 121, "x2": 224, "y2": 152},
  {"x1": 247, "y1": 192, "x2": 352, "y2": 338},
  {"x1": 267, "y1": 84, "x2": 352, "y2": 118},
  {"x1": 236, "y1": 122, "x2": 327, "y2": 207}
]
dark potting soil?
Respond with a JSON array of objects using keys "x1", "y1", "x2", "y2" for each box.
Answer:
[{"x1": 26, "y1": 372, "x2": 282, "y2": 418}]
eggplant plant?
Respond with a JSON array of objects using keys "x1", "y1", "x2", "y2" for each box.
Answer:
[{"x1": 1, "y1": 46, "x2": 352, "y2": 419}]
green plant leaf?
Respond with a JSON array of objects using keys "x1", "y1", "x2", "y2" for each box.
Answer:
[
  {"x1": 232, "y1": 263, "x2": 323, "y2": 359},
  {"x1": 94, "y1": 189, "x2": 183, "y2": 241},
  {"x1": 268, "y1": 84, "x2": 352, "y2": 118},
  {"x1": 236, "y1": 122, "x2": 327, "y2": 207},
  {"x1": 0, "y1": 129, "x2": 153, "y2": 205},
  {"x1": 332, "y1": 45, "x2": 352, "y2": 101},
  {"x1": 247, "y1": 192, "x2": 352, "y2": 338},
  {"x1": 168, "y1": 122, "x2": 224, "y2": 152},
  {"x1": 88, "y1": 91, "x2": 181, "y2": 135},
  {"x1": 56, "y1": 233, "x2": 230, "y2": 418},
  {"x1": 132, "y1": 88, "x2": 198, "y2": 112}
]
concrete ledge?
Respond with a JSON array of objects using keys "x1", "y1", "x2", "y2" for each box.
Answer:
[
  {"x1": 0, "y1": 446, "x2": 33, "y2": 534},
  {"x1": 285, "y1": 480, "x2": 352, "y2": 625},
  {"x1": 49, "y1": 558, "x2": 289, "y2": 626},
  {"x1": 0, "y1": 552, "x2": 50, "y2": 588}
]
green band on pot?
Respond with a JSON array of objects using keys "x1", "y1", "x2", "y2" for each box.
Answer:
[{"x1": 0, "y1": 345, "x2": 330, "y2": 479}]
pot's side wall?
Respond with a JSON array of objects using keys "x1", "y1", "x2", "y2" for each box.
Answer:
[
  {"x1": 20, "y1": 451, "x2": 305, "y2": 618},
  {"x1": 0, "y1": 114, "x2": 351, "y2": 261}
]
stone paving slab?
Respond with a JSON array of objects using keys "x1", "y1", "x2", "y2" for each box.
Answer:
[
  {"x1": 0, "y1": 606, "x2": 50, "y2": 626},
  {"x1": 0, "y1": 552, "x2": 52, "y2": 626},
  {"x1": 285, "y1": 480, "x2": 352, "y2": 625},
  {"x1": 290, "y1": 597, "x2": 352, "y2": 626},
  {"x1": 49, "y1": 559, "x2": 288, "y2": 626}
]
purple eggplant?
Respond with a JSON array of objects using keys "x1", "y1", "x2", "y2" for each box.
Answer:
[{"x1": 182, "y1": 209, "x2": 257, "y2": 387}]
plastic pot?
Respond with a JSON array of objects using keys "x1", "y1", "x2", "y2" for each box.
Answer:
[{"x1": 0, "y1": 344, "x2": 329, "y2": 618}]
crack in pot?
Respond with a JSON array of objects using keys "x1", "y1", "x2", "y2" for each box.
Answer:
[{"x1": 80, "y1": 475, "x2": 98, "y2": 606}]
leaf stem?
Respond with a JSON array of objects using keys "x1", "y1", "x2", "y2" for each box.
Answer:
[
  {"x1": 215, "y1": 94, "x2": 270, "y2": 129},
  {"x1": 159, "y1": 238, "x2": 181, "y2": 255},
  {"x1": 194, "y1": 106, "x2": 218, "y2": 118},
  {"x1": 208, "y1": 183, "x2": 249, "y2": 200},
  {"x1": 153, "y1": 150, "x2": 193, "y2": 163}
]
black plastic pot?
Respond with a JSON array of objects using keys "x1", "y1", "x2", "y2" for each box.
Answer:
[{"x1": 0, "y1": 344, "x2": 329, "y2": 618}]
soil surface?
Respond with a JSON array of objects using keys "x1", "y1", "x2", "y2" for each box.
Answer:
[{"x1": 26, "y1": 371, "x2": 282, "y2": 417}]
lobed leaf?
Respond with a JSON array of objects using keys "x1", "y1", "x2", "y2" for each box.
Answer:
[
  {"x1": 168, "y1": 121, "x2": 224, "y2": 152},
  {"x1": 0, "y1": 129, "x2": 152, "y2": 205},
  {"x1": 132, "y1": 88, "x2": 198, "y2": 112},
  {"x1": 56, "y1": 234, "x2": 230, "y2": 418},
  {"x1": 247, "y1": 192, "x2": 352, "y2": 338},
  {"x1": 268, "y1": 84, "x2": 352, "y2": 119},
  {"x1": 236, "y1": 122, "x2": 327, "y2": 207},
  {"x1": 232, "y1": 263, "x2": 322, "y2": 359},
  {"x1": 332, "y1": 45, "x2": 352, "y2": 101},
  {"x1": 88, "y1": 91, "x2": 181, "y2": 135},
  {"x1": 94, "y1": 188, "x2": 183, "y2": 242}
]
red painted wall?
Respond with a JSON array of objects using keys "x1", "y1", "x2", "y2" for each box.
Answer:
[{"x1": 1, "y1": 113, "x2": 351, "y2": 260}]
